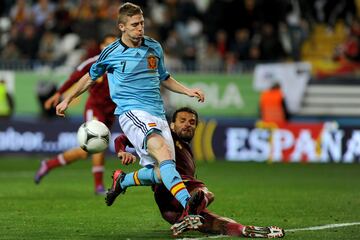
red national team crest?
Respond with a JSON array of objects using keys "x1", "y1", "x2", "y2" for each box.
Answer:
[{"x1": 147, "y1": 54, "x2": 157, "y2": 70}]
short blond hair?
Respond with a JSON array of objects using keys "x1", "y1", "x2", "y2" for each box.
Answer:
[{"x1": 117, "y1": 2, "x2": 143, "y2": 24}]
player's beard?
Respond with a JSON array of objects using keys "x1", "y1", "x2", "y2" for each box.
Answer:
[{"x1": 178, "y1": 128, "x2": 194, "y2": 142}]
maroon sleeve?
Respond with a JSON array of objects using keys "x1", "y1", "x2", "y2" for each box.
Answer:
[
  {"x1": 57, "y1": 58, "x2": 95, "y2": 94},
  {"x1": 114, "y1": 133, "x2": 133, "y2": 153}
]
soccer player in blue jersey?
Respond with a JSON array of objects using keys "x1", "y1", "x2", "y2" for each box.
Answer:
[{"x1": 55, "y1": 2, "x2": 205, "y2": 233}]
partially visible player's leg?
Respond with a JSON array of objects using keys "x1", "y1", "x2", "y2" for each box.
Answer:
[
  {"x1": 85, "y1": 107, "x2": 109, "y2": 195},
  {"x1": 105, "y1": 165, "x2": 161, "y2": 206},
  {"x1": 92, "y1": 152, "x2": 106, "y2": 195},
  {"x1": 122, "y1": 165, "x2": 161, "y2": 186},
  {"x1": 198, "y1": 209, "x2": 245, "y2": 236},
  {"x1": 199, "y1": 210, "x2": 285, "y2": 238},
  {"x1": 34, "y1": 148, "x2": 88, "y2": 184}
]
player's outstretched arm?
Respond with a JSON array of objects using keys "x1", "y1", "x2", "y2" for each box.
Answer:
[
  {"x1": 114, "y1": 134, "x2": 137, "y2": 165},
  {"x1": 161, "y1": 76, "x2": 205, "y2": 102},
  {"x1": 46, "y1": 65, "x2": 90, "y2": 110},
  {"x1": 56, "y1": 73, "x2": 94, "y2": 117}
]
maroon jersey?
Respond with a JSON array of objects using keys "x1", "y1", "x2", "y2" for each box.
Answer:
[
  {"x1": 57, "y1": 55, "x2": 115, "y2": 112},
  {"x1": 172, "y1": 132, "x2": 196, "y2": 180}
]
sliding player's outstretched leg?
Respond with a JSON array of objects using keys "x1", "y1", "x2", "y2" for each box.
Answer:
[
  {"x1": 242, "y1": 225, "x2": 285, "y2": 238},
  {"x1": 105, "y1": 169, "x2": 127, "y2": 206}
]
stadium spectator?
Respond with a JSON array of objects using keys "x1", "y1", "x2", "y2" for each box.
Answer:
[
  {"x1": 237, "y1": 0, "x2": 262, "y2": 35},
  {"x1": 52, "y1": 0, "x2": 74, "y2": 36},
  {"x1": 31, "y1": 0, "x2": 56, "y2": 30},
  {"x1": 113, "y1": 107, "x2": 285, "y2": 238},
  {"x1": 214, "y1": 29, "x2": 228, "y2": 60},
  {"x1": 9, "y1": 0, "x2": 32, "y2": 30},
  {"x1": 164, "y1": 30, "x2": 186, "y2": 60},
  {"x1": 15, "y1": 23, "x2": 40, "y2": 60},
  {"x1": 283, "y1": 0, "x2": 310, "y2": 61},
  {"x1": 37, "y1": 30, "x2": 61, "y2": 64},
  {"x1": 257, "y1": 23, "x2": 287, "y2": 61},
  {"x1": 0, "y1": 40, "x2": 21, "y2": 61},
  {"x1": 198, "y1": 42, "x2": 223, "y2": 72},
  {"x1": 71, "y1": 0, "x2": 96, "y2": 21},
  {"x1": 34, "y1": 34, "x2": 117, "y2": 195},
  {"x1": 231, "y1": 28, "x2": 251, "y2": 61},
  {"x1": 55, "y1": 2, "x2": 205, "y2": 234}
]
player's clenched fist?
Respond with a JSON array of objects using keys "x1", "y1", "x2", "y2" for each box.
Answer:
[
  {"x1": 118, "y1": 151, "x2": 137, "y2": 165},
  {"x1": 56, "y1": 100, "x2": 69, "y2": 117}
]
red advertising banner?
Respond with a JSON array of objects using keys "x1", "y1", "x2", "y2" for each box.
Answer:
[{"x1": 194, "y1": 120, "x2": 360, "y2": 163}]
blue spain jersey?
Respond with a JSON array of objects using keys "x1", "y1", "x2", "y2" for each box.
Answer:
[{"x1": 89, "y1": 36, "x2": 170, "y2": 119}]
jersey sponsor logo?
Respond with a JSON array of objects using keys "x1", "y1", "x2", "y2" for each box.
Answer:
[{"x1": 147, "y1": 54, "x2": 157, "y2": 70}]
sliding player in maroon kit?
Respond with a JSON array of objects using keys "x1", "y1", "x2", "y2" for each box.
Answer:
[
  {"x1": 34, "y1": 34, "x2": 117, "y2": 195},
  {"x1": 113, "y1": 107, "x2": 285, "y2": 237}
]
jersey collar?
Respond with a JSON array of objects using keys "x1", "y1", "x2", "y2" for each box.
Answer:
[{"x1": 119, "y1": 37, "x2": 147, "y2": 53}]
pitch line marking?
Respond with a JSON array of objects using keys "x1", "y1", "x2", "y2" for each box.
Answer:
[
  {"x1": 287, "y1": 222, "x2": 360, "y2": 232},
  {"x1": 179, "y1": 222, "x2": 360, "y2": 240}
]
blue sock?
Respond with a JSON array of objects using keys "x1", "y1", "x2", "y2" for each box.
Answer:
[
  {"x1": 120, "y1": 165, "x2": 160, "y2": 189},
  {"x1": 159, "y1": 160, "x2": 190, "y2": 208}
]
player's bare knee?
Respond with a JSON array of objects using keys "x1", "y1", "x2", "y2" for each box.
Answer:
[{"x1": 147, "y1": 133, "x2": 172, "y2": 161}]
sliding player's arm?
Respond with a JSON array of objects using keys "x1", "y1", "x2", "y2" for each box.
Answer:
[{"x1": 114, "y1": 134, "x2": 136, "y2": 165}]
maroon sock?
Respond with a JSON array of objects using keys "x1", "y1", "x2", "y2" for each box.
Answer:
[
  {"x1": 46, "y1": 156, "x2": 65, "y2": 170},
  {"x1": 92, "y1": 166, "x2": 104, "y2": 188},
  {"x1": 226, "y1": 222, "x2": 245, "y2": 236}
]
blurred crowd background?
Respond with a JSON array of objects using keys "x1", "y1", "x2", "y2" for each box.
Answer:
[
  {"x1": 0, "y1": 0, "x2": 359, "y2": 74},
  {"x1": 1, "y1": 0, "x2": 360, "y2": 162}
]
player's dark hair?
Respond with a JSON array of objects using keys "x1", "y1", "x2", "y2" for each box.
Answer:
[
  {"x1": 172, "y1": 107, "x2": 199, "y2": 125},
  {"x1": 118, "y1": 2, "x2": 143, "y2": 24}
]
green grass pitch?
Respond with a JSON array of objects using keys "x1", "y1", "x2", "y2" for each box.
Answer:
[{"x1": 0, "y1": 156, "x2": 359, "y2": 239}]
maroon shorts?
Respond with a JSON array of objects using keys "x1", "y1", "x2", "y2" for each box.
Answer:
[{"x1": 83, "y1": 101, "x2": 115, "y2": 129}]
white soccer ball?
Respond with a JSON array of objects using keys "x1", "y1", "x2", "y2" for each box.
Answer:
[{"x1": 77, "y1": 120, "x2": 111, "y2": 154}]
